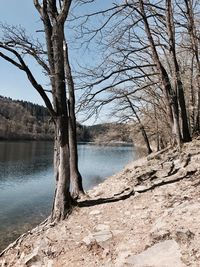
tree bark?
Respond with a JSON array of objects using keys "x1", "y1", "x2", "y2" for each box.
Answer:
[
  {"x1": 63, "y1": 40, "x2": 85, "y2": 199},
  {"x1": 166, "y1": 0, "x2": 191, "y2": 142},
  {"x1": 52, "y1": 117, "x2": 71, "y2": 221},
  {"x1": 0, "y1": 1, "x2": 75, "y2": 222},
  {"x1": 184, "y1": 0, "x2": 200, "y2": 135},
  {"x1": 50, "y1": 21, "x2": 71, "y2": 221},
  {"x1": 125, "y1": 95, "x2": 152, "y2": 154},
  {"x1": 138, "y1": 0, "x2": 182, "y2": 147}
]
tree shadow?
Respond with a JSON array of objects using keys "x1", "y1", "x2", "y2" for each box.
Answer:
[
  {"x1": 77, "y1": 169, "x2": 198, "y2": 208},
  {"x1": 77, "y1": 189, "x2": 135, "y2": 208}
]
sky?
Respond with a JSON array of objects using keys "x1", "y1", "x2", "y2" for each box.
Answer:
[
  {"x1": 0, "y1": 1, "x2": 45, "y2": 104},
  {"x1": 0, "y1": 0, "x2": 116, "y2": 124}
]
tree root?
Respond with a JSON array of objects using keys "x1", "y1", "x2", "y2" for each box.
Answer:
[{"x1": 0, "y1": 216, "x2": 51, "y2": 257}]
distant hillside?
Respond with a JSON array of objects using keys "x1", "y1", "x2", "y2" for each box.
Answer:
[
  {"x1": 87, "y1": 123, "x2": 132, "y2": 144},
  {"x1": 0, "y1": 96, "x2": 54, "y2": 140},
  {"x1": 0, "y1": 96, "x2": 132, "y2": 143}
]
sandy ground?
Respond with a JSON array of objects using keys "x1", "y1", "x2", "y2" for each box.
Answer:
[{"x1": 1, "y1": 140, "x2": 200, "y2": 267}]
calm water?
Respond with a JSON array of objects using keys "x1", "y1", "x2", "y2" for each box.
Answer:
[{"x1": 0, "y1": 141, "x2": 140, "y2": 251}]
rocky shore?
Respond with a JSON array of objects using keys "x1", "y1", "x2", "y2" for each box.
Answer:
[{"x1": 1, "y1": 139, "x2": 200, "y2": 266}]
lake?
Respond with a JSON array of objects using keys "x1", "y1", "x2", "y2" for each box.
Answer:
[{"x1": 0, "y1": 141, "x2": 141, "y2": 251}]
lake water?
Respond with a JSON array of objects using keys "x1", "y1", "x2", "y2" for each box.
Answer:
[{"x1": 0, "y1": 141, "x2": 141, "y2": 251}]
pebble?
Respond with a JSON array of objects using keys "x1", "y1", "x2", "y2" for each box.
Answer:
[{"x1": 89, "y1": 210, "x2": 101, "y2": 215}]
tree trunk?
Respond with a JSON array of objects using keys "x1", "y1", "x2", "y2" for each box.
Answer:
[
  {"x1": 68, "y1": 113, "x2": 84, "y2": 198},
  {"x1": 166, "y1": 0, "x2": 191, "y2": 142},
  {"x1": 184, "y1": 0, "x2": 200, "y2": 135},
  {"x1": 138, "y1": 0, "x2": 182, "y2": 146},
  {"x1": 125, "y1": 95, "x2": 152, "y2": 154},
  {"x1": 171, "y1": 95, "x2": 182, "y2": 147},
  {"x1": 51, "y1": 118, "x2": 71, "y2": 221},
  {"x1": 64, "y1": 40, "x2": 85, "y2": 198},
  {"x1": 140, "y1": 125, "x2": 153, "y2": 154},
  {"x1": 50, "y1": 23, "x2": 72, "y2": 221}
]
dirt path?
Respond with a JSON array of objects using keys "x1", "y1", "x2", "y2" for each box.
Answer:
[{"x1": 1, "y1": 140, "x2": 200, "y2": 266}]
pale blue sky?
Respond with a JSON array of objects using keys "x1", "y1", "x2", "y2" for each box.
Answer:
[
  {"x1": 0, "y1": 1, "x2": 45, "y2": 104},
  {"x1": 0, "y1": 1, "x2": 113, "y2": 102},
  {"x1": 0, "y1": 0, "x2": 117, "y2": 124}
]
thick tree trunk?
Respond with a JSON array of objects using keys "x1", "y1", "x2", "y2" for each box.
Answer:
[
  {"x1": 50, "y1": 23, "x2": 72, "y2": 221},
  {"x1": 64, "y1": 41, "x2": 85, "y2": 198},
  {"x1": 51, "y1": 120, "x2": 71, "y2": 221}
]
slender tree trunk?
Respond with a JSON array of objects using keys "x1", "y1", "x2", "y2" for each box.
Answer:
[
  {"x1": 184, "y1": 0, "x2": 200, "y2": 135},
  {"x1": 171, "y1": 95, "x2": 182, "y2": 147},
  {"x1": 63, "y1": 40, "x2": 85, "y2": 198},
  {"x1": 140, "y1": 125, "x2": 153, "y2": 154},
  {"x1": 125, "y1": 95, "x2": 152, "y2": 154},
  {"x1": 138, "y1": 0, "x2": 182, "y2": 146},
  {"x1": 166, "y1": 0, "x2": 191, "y2": 142}
]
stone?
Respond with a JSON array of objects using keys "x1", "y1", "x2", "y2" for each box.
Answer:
[
  {"x1": 112, "y1": 230, "x2": 124, "y2": 235},
  {"x1": 151, "y1": 216, "x2": 166, "y2": 232},
  {"x1": 124, "y1": 240, "x2": 186, "y2": 267},
  {"x1": 93, "y1": 230, "x2": 113, "y2": 243},
  {"x1": 175, "y1": 229, "x2": 195, "y2": 244},
  {"x1": 89, "y1": 210, "x2": 101, "y2": 215},
  {"x1": 82, "y1": 234, "x2": 95, "y2": 246},
  {"x1": 45, "y1": 259, "x2": 54, "y2": 267},
  {"x1": 153, "y1": 179, "x2": 164, "y2": 185},
  {"x1": 134, "y1": 185, "x2": 148, "y2": 192},
  {"x1": 83, "y1": 230, "x2": 112, "y2": 245},
  {"x1": 173, "y1": 159, "x2": 182, "y2": 169},
  {"x1": 185, "y1": 163, "x2": 199, "y2": 173},
  {"x1": 24, "y1": 247, "x2": 40, "y2": 265},
  {"x1": 95, "y1": 224, "x2": 110, "y2": 231}
]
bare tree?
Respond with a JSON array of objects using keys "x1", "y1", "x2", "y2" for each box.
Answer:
[
  {"x1": 181, "y1": 0, "x2": 200, "y2": 135},
  {"x1": 0, "y1": 0, "x2": 83, "y2": 222},
  {"x1": 76, "y1": 0, "x2": 194, "y2": 148},
  {"x1": 166, "y1": 0, "x2": 191, "y2": 142}
]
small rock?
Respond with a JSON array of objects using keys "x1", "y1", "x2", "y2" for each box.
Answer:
[
  {"x1": 89, "y1": 210, "x2": 101, "y2": 215},
  {"x1": 134, "y1": 185, "x2": 148, "y2": 192},
  {"x1": 24, "y1": 247, "x2": 40, "y2": 265},
  {"x1": 82, "y1": 234, "x2": 95, "y2": 245},
  {"x1": 185, "y1": 163, "x2": 199, "y2": 173},
  {"x1": 83, "y1": 230, "x2": 112, "y2": 245},
  {"x1": 175, "y1": 229, "x2": 195, "y2": 244},
  {"x1": 93, "y1": 230, "x2": 113, "y2": 243},
  {"x1": 153, "y1": 179, "x2": 164, "y2": 185},
  {"x1": 95, "y1": 224, "x2": 110, "y2": 231},
  {"x1": 124, "y1": 240, "x2": 186, "y2": 267},
  {"x1": 47, "y1": 259, "x2": 54, "y2": 267},
  {"x1": 112, "y1": 230, "x2": 124, "y2": 235},
  {"x1": 156, "y1": 170, "x2": 170, "y2": 178}
]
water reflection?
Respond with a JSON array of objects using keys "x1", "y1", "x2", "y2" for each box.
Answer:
[
  {"x1": 0, "y1": 141, "x2": 141, "y2": 251},
  {"x1": 0, "y1": 142, "x2": 53, "y2": 186}
]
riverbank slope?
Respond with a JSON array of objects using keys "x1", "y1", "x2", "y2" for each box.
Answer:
[{"x1": 1, "y1": 139, "x2": 200, "y2": 266}]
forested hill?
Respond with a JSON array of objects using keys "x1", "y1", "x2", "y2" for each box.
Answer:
[
  {"x1": 0, "y1": 95, "x2": 54, "y2": 140},
  {"x1": 0, "y1": 96, "x2": 131, "y2": 142}
]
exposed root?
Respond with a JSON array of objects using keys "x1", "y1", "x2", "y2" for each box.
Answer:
[{"x1": 0, "y1": 216, "x2": 51, "y2": 257}]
